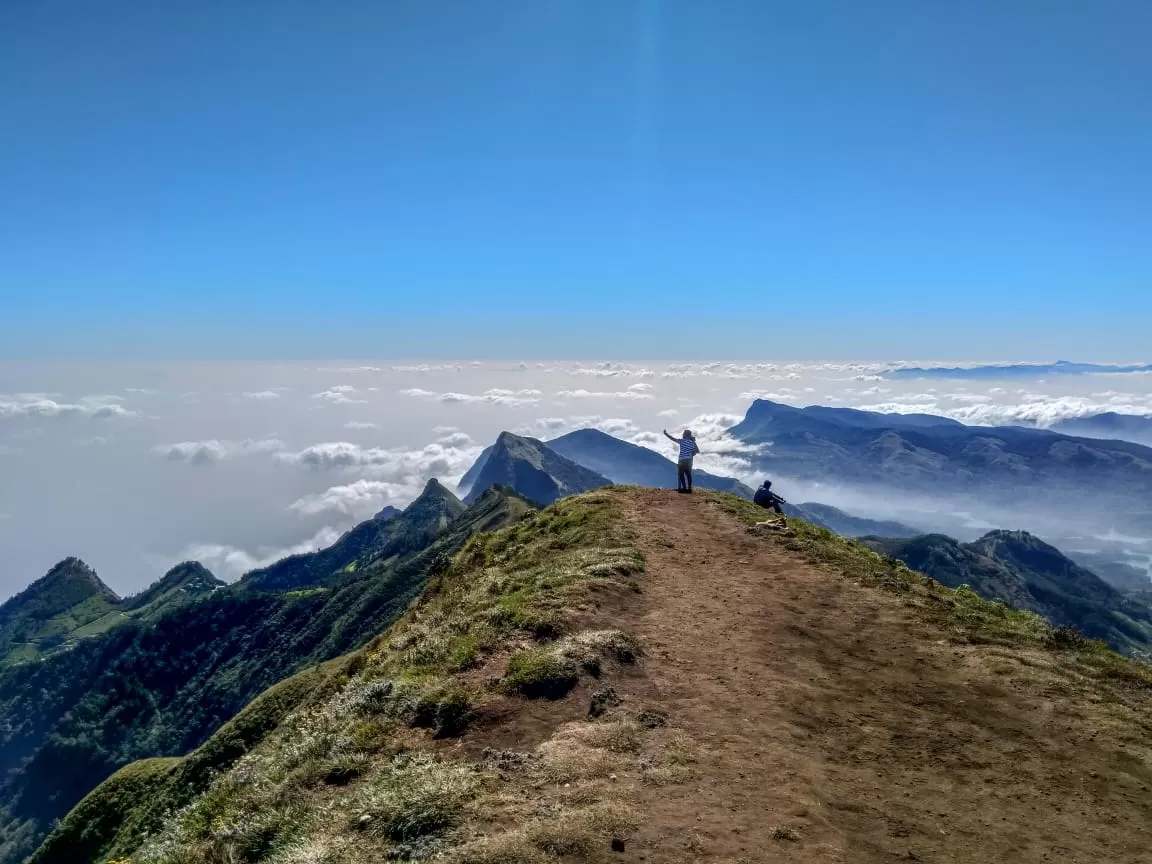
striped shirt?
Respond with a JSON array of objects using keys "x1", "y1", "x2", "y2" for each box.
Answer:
[{"x1": 678, "y1": 438, "x2": 699, "y2": 461}]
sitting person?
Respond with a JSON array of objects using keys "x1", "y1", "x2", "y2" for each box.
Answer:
[{"x1": 753, "y1": 479, "x2": 787, "y2": 525}]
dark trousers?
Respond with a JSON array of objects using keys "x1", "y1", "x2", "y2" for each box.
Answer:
[{"x1": 677, "y1": 459, "x2": 693, "y2": 491}]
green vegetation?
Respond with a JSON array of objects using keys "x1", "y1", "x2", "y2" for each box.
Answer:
[
  {"x1": 27, "y1": 662, "x2": 343, "y2": 864},
  {"x1": 715, "y1": 492, "x2": 1152, "y2": 687},
  {"x1": 0, "y1": 485, "x2": 532, "y2": 864},
  {"x1": 0, "y1": 560, "x2": 226, "y2": 669},
  {"x1": 502, "y1": 630, "x2": 643, "y2": 699},
  {"x1": 32, "y1": 490, "x2": 646, "y2": 864},
  {"x1": 0, "y1": 558, "x2": 122, "y2": 665},
  {"x1": 502, "y1": 647, "x2": 580, "y2": 698},
  {"x1": 352, "y1": 752, "x2": 482, "y2": 842}
]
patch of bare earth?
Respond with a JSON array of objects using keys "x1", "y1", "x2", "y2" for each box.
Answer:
[{"x1": 603, "y1": 488, "x2": 1152, "y2": 864}]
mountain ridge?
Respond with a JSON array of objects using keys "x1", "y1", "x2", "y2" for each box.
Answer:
[
  {"x1": 34, "y1": 488, "x2": 1152, "y2": 864},
  {"x1": 865, "y1": 529, "x2": 1152, "y2": 654},
  {"x1": 0, "y1": 558, "x2": 224, "y2": 667},
  {"x1": 461, "y1": 431, "x2": 611, "y2": 506},
  {"x1": 0, "y1": 484, "x2": 532, "y2": 864},
  {"x1": 728, "y1": 398, "x2": 1152, "y2": 539},
  {"x1": 240, "y1": 479, "x2": 465, "y2": 592}
]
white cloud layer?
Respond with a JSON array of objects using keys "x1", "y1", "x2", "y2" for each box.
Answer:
[
  {"x1": 554, "y1": 389, "x2": 654, "y2": 400},
  {"x1": 400, "y1": 388, "x2": 542, "y2": 406},
  {"x1": 277, "y1": 432, "x2": 481, "y2": 486},
  {"x1": 178, "y1": 526, "x2": 343, "y2": 582},
  {"x1": 0, "y1": 394, "x2": 138, "y2": 420},
  {"x1": 289, "y1": 479, "x2": 408, "y2": 518},
  {"x1": 858, "y1": 395, "x2": 1152, "y2": 427},
  {"x1": 154, "y1": 438, "x2": 284, "y2": 465},
  {"x1": 8, "y1": 358, "x2": 1152, "y2": 599},
  {"x1": 312, "y1": 385, "x2": 368, "y2": 404}
]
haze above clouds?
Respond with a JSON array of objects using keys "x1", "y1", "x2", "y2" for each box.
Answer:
[{"x1": 2, "y1": 359, "x2": 1151, "y2": 598}]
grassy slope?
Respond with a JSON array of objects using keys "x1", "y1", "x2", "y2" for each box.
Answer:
[
  {"x1": 1, "y1": 564, "x2": 223, "y2": 668},
  {"x1": 3, "y1": 490, "x2": 533, "y2": 864},
  {"x1": 34, "y1": 489, "x2": 1152, "y2": 863},
  {"x1": 36, "y1": 489, "x2": 645, "y2": 864},
  {"x1": 0, "y1": 588, "x2": 123, "y2": 666}
]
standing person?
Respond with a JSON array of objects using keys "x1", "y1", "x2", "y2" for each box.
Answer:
[{"x1": 663, "y1": 429, "x2": 700, "y2": 493}]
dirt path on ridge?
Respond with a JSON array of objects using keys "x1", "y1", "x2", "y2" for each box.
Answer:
[{"x1": 612, "y1": 488, "x2": 1152, "y2": 864}]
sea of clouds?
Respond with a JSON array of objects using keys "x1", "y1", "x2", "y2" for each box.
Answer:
[{"x1": 2, "y1": 360, "x2": 1151, "y2": 597}]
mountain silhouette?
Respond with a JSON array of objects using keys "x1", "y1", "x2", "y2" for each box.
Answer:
[
  {"x1": 888, "y1": 360, "x2": 1152, "y2": 379},
  {"x1": 0, "y1": 559, "x2": 121, "y2": 664},
  {"x1": 461, "y1": 432, "x2": 611, "y2": 506},
  {"x1": 1052, "y1": 411, "x2": 1152, "y2": 446},
  {"x1": 795, "y1": 502, "x2": 920, "y2": 538},
  {"x1": 122, "y1": 562, "x2": 224, "y2": 614}
]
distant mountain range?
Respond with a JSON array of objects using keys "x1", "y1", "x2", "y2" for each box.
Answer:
[
  {"x1": 0, "y1": 483, "x2": 532, "y2": 864},
  {"x1": 888, "y1": 360, "x2": 1152, "y2": 379},
  {"x1": 866, "y1": 530, "x2": 1152, "y2": 656},
  {"x1": 728, "y1": 399, "x2": 1152, "y2": 538},
  {"x1": 1051, "y1": 412, "x2": 1152, "y2": 447},
  {"x1": 793, "y1": 503, "x2": 920, "y2": 538},
  {"x1": 0, "y1": 558, "x2": 223, "y2": 666}
]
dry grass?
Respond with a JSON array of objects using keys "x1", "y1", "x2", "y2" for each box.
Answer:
[
  {"x1": 564, "y1": 719, "x2": 644, "y2": 754},
  {"x1": 771, "y1": 824, "x2": 801, "y2": 842},
  {"x1": 536, "y1": 739, "x2": 620, "y2": 784},
  {"x1": 448, "y1": 832, "x2": 548, "y2": 864},
  {"x1": 351, "y1": 752, "x2": 483, "y2": 842}
]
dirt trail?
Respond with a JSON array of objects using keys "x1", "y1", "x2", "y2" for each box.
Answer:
[{"x1": 612, "y1": 489, "x2": 1152, "y2": 863}]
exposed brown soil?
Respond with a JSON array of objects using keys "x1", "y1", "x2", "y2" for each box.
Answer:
[{"x1": 602, "y1": 488, "x2": 1152, "y2": 864}]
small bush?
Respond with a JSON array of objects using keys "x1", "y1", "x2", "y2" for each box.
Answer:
[
  {"x1": 1048, "y1": 625, "x2": 1092, "y2": 651},
  {"x1": 502, "y1": 649, "x2": 580, "y2": 699},
  {"x1": 412, "y1": 682, "x2": 474, "y2": 737}
]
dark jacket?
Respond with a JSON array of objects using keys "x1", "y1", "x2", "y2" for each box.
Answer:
[{"x1": 753, "y1": 486, "x2": 781, "y2": 508}]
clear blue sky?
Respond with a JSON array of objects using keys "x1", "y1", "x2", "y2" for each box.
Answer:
[{"x1": 2, "y1": 1, "x2": 1150, "y2": 359}]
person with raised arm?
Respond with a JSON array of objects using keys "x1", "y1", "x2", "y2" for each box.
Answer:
[{"x1": 663, "y1": 429, "x2": 700, "y2": 493}]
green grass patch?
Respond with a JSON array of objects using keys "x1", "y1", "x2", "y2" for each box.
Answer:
[{"x1": 503, "y1": 647, "x2": 581, "y2": 699}]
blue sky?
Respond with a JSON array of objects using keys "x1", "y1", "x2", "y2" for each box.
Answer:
[{"x1": 2, "y1": 1, "x2": 1150, "y2": 359}]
